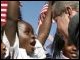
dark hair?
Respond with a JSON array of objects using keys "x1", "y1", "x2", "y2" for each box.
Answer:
[
  {"x1": 18, "y1": 8, "x2": 22, "y2": 20},
  {"x1": 52, "y1": 13, "x2": 79, "y2": 59},
  {"x1": 68, "y1": 12, "x2": 79, "y2": 48},
  {"x1": 52, "y1": 32, "x2": 65, "y2": 59},
  {"x1": 1, "y1": 26, "x2": 4, "y2": 43},
  {"x1": 18, "y1": 20, "x2": 33, "y2": 30}
]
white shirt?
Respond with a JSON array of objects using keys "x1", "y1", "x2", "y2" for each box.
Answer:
[
  {"x1": 2, "y1": 31, "x2": 19, "y2": 59},
  {"x1": 56, "y1": 51, "x2": 69, "y2": 59},
  {"x1": 2, "y1": 31, "x2": 46, "y2": 59},
  {"x1": 2, "y1": 31, "x2": 10, "y2": 58},
  {"x1": 15, "y1": 39, "x2": 46, "y2": 59},
  {"x1": 10, "y1": 33, "x2": 19, "y2": 59},
  {"x1": 44, "y1": 34, "x2": 54, "y2": 57}
]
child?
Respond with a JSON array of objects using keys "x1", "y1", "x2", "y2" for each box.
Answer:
[
  {"x1": 53, "y1": 31, "x2": 78, "y2": 59},
  {"x1": 13, "y1": 20, "x2": 46, "y2": 59},
  {"x1": 1, "y1": 40, "x2": 6, "y2": 59}
]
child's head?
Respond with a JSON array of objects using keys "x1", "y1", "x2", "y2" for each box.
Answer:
[
  {"x1": 18, "y1": 20, "x2": 36, "y2": 55},
  {"x1": 53, "y1": 13, "x2": 79, "y2": 59},
  {"x1": 62, "y1": 40, "x2": 78, "y2": 59},
  {"x1": 53, "y1": 31, "x2": 78, "y2": 59},
  {"x1": 65, "y1": 13, "x2": 79, "y2": 59},
  {"x1": 1, "y1": 40, "x2": 6, "y2": 59}
]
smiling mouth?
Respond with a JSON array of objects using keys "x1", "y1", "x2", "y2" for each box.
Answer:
[{"x1": 71, "y1": 53, "x2": 78, "y2": 58}]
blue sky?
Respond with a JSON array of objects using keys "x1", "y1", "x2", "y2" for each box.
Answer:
[{"x1": 20, "y1": 1, "x2": 57, "y2": 36}]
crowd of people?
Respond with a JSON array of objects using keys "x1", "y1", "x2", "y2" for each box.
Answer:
[{"x1": 1, "y1": 1, "x2": 79, "y2": 59}]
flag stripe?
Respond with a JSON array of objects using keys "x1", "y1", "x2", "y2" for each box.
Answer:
[
  {"x1": 37, "y1": 3, "x2": 55, "y2": 34},
  {"x1": 40, "y1": 4, "x2": 48, "y2": 14},
  {"x1": 1, "y1": 16, "x2": 7, "y2": 19},
  {"x1": 1, "y1": 11, "x2": 7, "y2": 14},
  {"x1": 38, "y1": 3, "x2": 48, "y2": 25},
  {"x1": 1, "y1": 6, "x2": 7, "y2": 9},
  {"x1": 36, "y1": 3, "x2": 48, "y2": 34},
  {"x1": 1, "y1": 13, "x2": 7, "y2": 17},
  {"x1": 1, "y1": 1, "x2": 8, "y2": 26},
  {"x1": 1, "y1": 1, "x2": 8, "y2": 3},
  {"x1": 1, "y1": 9, "x2": 7, "y2": 12},
  {"x1": 40, "y1": 9, "x2": 48, "y2": 14},
  {"x1": 1, "y1": 4, "x2": 8, "y2": 7},
  {"x1": 1, "y1": 19, "x2": 7, "y2": 22}
]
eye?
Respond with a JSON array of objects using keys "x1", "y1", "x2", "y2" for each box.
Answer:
[
  {"x1": 67, "y1": 42, "x2": 73, "y2": 46},
  {"x1": 25, "y1": 31, "x2": 29, "y2": 35}
]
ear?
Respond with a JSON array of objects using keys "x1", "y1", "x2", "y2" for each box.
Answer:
[{"x1": 65, "y1": 6, "x2": 73, "y2": 16}]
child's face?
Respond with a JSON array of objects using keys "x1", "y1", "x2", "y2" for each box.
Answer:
[
  {"x1": 18, "y1": 23, "x2": 36, "y2": 55},
  {"x1": 1, "y1": 42, "x2": 6, "y2": 59},
  {"x1": 62, "y1": 41, "x2": 78, "y2": 59}
]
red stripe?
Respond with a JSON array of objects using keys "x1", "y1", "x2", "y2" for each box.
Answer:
[
  {"x1": 1, "y1": 1, "x2": 8, "y2": 4},
  {"x1": 1, "y1": 21, "x2": 7, "y2": 23},
  {"x1": 1, "y1": 16, "x2": 7, "y2": 18},
  {"x1": 1, "y1": 22, "x2": 6, "y2": 27},
  {"x1": 1, "y1": 11, "x2": 7, "y2": 14},
  {"x1": 1, "y1": 21, "x2": 6, "y2": 23},
  {"x1": 1, "y1": 6, "x2": 8, "y2": 9}
]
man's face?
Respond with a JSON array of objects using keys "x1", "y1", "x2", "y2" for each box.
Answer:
[
  {"x1": 18, "y1": 23, "x2": 36, "y2": 55},
  {"x1": 54, "y1": 13, "x2": 70, "y2": 40},
  {"x1": 62, "y1": 41, "x2": 78, "y2": 59},
  {"x1": 52, "y1": 6, "x2": 78, "y2": 40}
]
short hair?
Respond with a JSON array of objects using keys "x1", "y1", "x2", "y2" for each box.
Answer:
[
  {"x1": 52, "y1": 1, "x2": 79, "y2": 18},
  {"x1": 18, "y1": 20, "x2": 34, "y2": 34},
  {"x1": 18, "y1": 20, "x2": 33, "y2": 28}
]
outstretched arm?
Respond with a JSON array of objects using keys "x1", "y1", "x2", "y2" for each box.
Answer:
[
  {"x1": 5, "y1": 1, "x2": 20, "y2": 46},
  {"x1": 37, "y1": 1, "x2": 53, "y2": 46}
]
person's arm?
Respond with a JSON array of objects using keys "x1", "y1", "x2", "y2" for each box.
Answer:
[
  {"x1": 5, "y1": 1, "x2": 20, "y2": 46},
  {"x1": 37, "y1": 1, "x2": 53, "y2": 46}
]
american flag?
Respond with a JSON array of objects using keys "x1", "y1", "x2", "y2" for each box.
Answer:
[
  {"x1": 36, "y1": 3, "x2": 55, "y2": 34},
  {"x1": 38, "y1": 3, "x2": 48, "y2": 27},
  {"x1": 1, "y1": 1, "x2": 8, "y2": 26}
]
